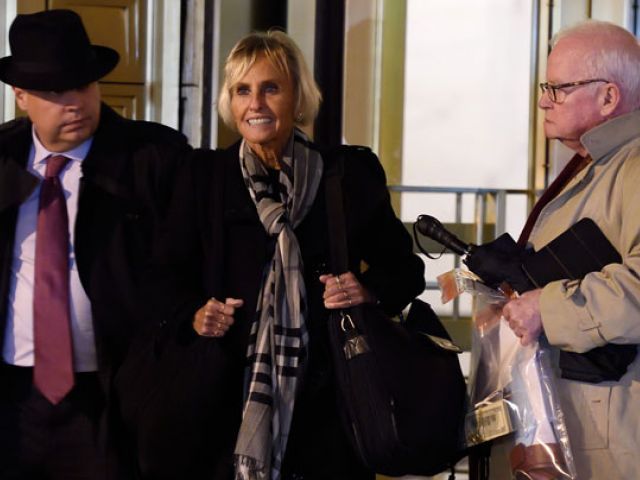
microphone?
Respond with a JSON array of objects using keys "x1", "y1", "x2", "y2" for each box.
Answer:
[{"x1": 415, "y1": 215, "x2": 475, "y2": 256}]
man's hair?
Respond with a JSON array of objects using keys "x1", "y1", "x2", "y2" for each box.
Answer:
[
  {"x1": 552, "y1": 20, "x2": 640, "y2": 112},
  {"x1": 217, "y1": 30, "x2": 322, "y2": 130}
]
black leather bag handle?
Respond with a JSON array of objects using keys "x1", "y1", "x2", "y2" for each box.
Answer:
[{"x1": 323, "y1": 148, "x2": 349, "y2": 275}]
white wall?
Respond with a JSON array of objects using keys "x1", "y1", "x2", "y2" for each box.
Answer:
[
  {"x1": 288, "y1": 0, "x2": 316, "y2": 77},
  {"x1": 401, "y1": 0, "x2": 533, "y2": 230},
  {"x1": 1, "y1": 0, "x2": 16, "y2": 121}
]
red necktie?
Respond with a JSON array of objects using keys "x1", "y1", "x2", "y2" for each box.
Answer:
[
  {"x1": 518, "y1": 153, "x2": 591, "y2": 246},
  {"x1": 33, "y1": 155, "x2": 74, "y2": 404}
]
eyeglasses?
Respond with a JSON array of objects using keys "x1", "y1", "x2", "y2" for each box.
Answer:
[{"x1": 539, "y1": 79, "x2": 609, "y2": 104}]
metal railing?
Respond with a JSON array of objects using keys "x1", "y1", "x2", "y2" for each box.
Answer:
[{"x1": 389, "y1": 184, "x2": 534, "y2": 321}]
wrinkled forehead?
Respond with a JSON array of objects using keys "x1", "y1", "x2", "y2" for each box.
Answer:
[
  {"x1": 547, "y1": 38, "x2": 591, "y2": 81},
  {"x1": 228, "y1": 50, "x2": 290, "y2": 88}
]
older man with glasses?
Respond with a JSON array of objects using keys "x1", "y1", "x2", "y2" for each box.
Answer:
[{"x1": 489, "y1": 20, "x2": 640, "y2": 480}]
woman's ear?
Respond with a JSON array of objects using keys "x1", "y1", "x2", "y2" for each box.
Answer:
[{"x1": 600, "y1": 83, "x2": 620, "y2": 116}]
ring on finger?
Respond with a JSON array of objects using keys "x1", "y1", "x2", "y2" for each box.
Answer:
[
  {"x1": 335, "y1": 276, "x2": 341, "y2": 288},
  {"x1": 343, "y1": 290, "x2": 348, "y2": 299}
]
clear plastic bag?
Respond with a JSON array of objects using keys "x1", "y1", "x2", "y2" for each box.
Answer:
[{"x1": 437, "y1": 268, "x2": 577, "y2": 479}]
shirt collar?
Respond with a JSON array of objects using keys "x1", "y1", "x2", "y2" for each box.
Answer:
[
  {"x1": 32, "y1": 126, "x2": 94, "y2": 167},
  {"x1": 581, "y1": 109, "x2": 640, "y2": 161}
]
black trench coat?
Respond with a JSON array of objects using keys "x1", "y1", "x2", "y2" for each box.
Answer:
[
  {"x1": 127, "y1": 140, "x2": 425, "y2": 480},
  {"x1": 0, "y1": 104, "x2": 190, "y2": 478}
]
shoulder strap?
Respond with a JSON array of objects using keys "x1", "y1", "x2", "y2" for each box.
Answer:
[{"x1": 324, "y1": 148, "x2": 349, "y2": 275}]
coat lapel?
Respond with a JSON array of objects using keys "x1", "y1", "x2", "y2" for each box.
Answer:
[
  {"x1": 78, "y1": 105, "x2": 133, "y2": 201},
  {"x1": 74, "y1": 105, "x2": 134, "y2": 289},
  {"x1": 0, "y1": 119, "x2": 36, "y2": 338},
  {"x1": 0, "y1": 120, "x2": 38, "y2": 214},
  {"x1": 221, "y1": 144, "x2": 266, "y2": 231}
]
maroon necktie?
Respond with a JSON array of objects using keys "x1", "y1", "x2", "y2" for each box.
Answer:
[
  {"x1": 517, "y1": 153, "x2": 591, "y2": 246},
  {"x1": 33, "y1": 155, "x2": 74, "y2": 404}
]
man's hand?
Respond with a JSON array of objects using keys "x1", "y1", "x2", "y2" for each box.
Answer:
[{"x1": 502, "y1": 289, "x2": 543, "y2": 346}]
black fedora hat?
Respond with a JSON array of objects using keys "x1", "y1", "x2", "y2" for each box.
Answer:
[{"x1": 0, "y1": 9, "x2": 119, "y2": 91}]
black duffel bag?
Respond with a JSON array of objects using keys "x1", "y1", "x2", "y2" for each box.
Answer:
[
  {"x1": 324, "y1": 150, "x2": 467, "y2": 477},
  {"x1": 327, "y1": 299, "x2": 467, "y2": 476}
]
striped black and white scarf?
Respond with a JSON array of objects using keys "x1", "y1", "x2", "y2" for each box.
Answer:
[{"x1": 234, "y1": 129, "x2": 323, "y2": 480}]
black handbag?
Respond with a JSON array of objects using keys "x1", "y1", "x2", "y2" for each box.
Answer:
[{"x1": 324, "y1": 149, "x2": 467, "y2": 477}]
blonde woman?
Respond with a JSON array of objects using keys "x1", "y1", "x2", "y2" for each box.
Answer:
[{"x1": 134, "y1": 31, "x2": 424, "y2": 480}]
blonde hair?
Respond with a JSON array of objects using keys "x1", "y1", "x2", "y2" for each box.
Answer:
[{"x1": 217, "y1": 30, "x2": 322, "y2": 130}]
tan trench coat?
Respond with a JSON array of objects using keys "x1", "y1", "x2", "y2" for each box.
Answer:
[{"x1": 490, "y1": 110, "x2": 640, "y2": 479}]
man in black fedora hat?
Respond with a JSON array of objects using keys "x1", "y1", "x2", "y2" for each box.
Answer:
[{"x1": 0, "y1": 9, "x2": 190, "y2": 479}]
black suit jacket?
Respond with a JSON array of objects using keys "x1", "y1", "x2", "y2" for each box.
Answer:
[
  {"x1": 0, "y1": 104, "x2": 190, "y2": 386},
  {"x1": 133, "y1": 141, "x2": 425, "y2": 479}
]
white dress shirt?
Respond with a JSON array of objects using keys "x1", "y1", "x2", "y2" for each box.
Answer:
[{"x1": 3, "y1": 128, "x2": 97, "y2": 371}]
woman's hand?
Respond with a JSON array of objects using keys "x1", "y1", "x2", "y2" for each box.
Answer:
[
  {"x1": 193, "y1": 297, "x2": 244, "y2": 337},
  {"x1": 319, "y1": 272, "x2": 376, "y2": 309}
]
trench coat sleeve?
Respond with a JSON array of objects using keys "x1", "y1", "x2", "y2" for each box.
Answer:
[
  {"x1": 540, "y1": 151, "x2": 640, "y2": 353},
  {"x1": 342, "y1": 148, "x2": 425, "y2": 315},
  {"x1": 142, "y1": 149, "x2": 215, "y2": 341}
]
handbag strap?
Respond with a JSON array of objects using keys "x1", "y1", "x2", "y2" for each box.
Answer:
[{"x1": 324, "y1": 147, "x2": 349, "y2": 275}]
